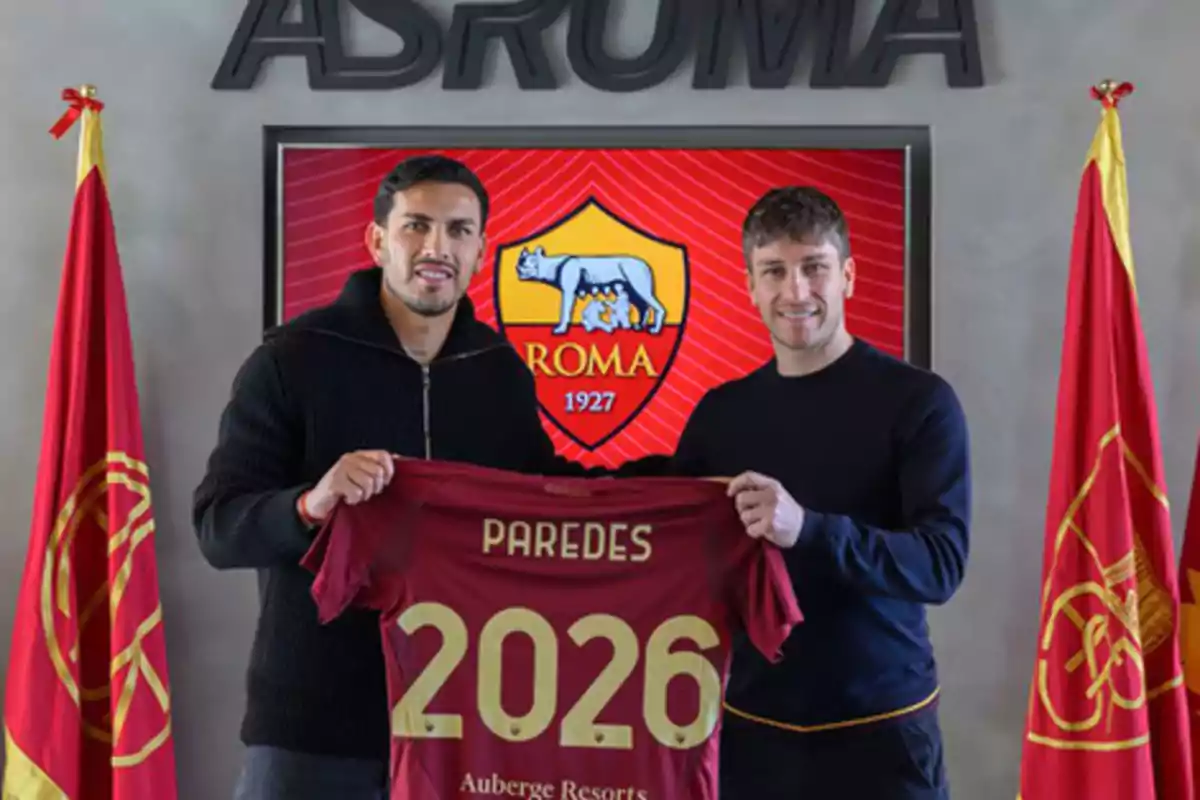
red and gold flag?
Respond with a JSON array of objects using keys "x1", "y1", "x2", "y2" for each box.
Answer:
[
  {"x1": 2, "y1": 87, "x2": 178, "y2": 799},
  {"x1": 1017, "y1": 82, "x2": 1193, "y2": 800}
]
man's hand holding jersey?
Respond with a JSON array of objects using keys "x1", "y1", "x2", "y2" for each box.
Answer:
[
  {"x1": 727, "y1": 471, "x2": 805, "y2": 549},
  {"x1": 298, "y1": 450, "x2": 397, "y2": 526}
]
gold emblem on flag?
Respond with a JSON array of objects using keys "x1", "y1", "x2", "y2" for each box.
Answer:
[
  {"x1": 40, "y1": 452, "x2": 172, "y2": 767},
  {"x1": 1181, "y1": 570, "x2": 1200, "y2": 695},
  {"x1": 1028, "y1": 426, "x2": 1182, "y2": 752}
]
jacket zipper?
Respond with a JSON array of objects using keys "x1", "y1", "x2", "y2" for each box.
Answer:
[
  {"x1": 419, "y1": 343, "x2": 507, "y2": 463},
  {"x1": 421, "y1": 365, "x2": 432, "y2": 460},
  {"x1": 301, "y1": 328, "x2": 511, "y2": 463}
]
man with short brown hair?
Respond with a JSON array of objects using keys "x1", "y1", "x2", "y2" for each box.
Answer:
[{"x1": 673, "y1": 185, "x2": 970, "y2": 799}]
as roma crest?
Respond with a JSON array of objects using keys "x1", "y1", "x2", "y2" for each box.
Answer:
[{"x1": 494, "y1": 198, "x2": 689, "y2": 450}]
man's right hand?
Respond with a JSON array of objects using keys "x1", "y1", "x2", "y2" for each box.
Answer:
[{"x1": 301, "y1": 450, "x2": 396, "y2": 522}]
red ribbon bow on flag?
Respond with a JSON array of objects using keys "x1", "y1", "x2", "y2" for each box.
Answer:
[
  {"x1": 49, "y1": 87, "x2": 104, "y2": 139},
  {"x1": 1090, "y1": 80, "x2": 1134, "y2": 108}
]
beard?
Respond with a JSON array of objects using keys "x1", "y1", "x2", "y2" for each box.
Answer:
[
  {"x1": 380, "y1": 248, "x2": 465, "y2": 318},
  {"x1": 402, "y1": 293, "x2": 456, "y2": 317}
]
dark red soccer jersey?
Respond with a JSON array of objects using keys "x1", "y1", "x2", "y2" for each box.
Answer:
[{"x1": 302, "y1": 458, "x2": 802, "y2": 800}]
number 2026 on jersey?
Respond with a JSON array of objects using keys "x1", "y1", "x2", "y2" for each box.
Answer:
[{"x1": 303, "y1": 459, "x2": 802, "y2": 800}]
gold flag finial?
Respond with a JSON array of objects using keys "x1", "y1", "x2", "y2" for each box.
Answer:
[{"x1": 78, "y1": 84, "x2": 97, "y2": 99}]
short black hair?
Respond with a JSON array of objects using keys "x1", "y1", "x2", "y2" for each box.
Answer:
[
  {"x1": 741, "y1": 186, "x2": 850, "y2": 265},
  {"x1": 373, "y1": 154, "x2": 490, "y2": 228}
]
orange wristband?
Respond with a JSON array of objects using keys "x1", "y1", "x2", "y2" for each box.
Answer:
[{"x1": 296, "y1": 491, "x2": 319, "y2": 528}]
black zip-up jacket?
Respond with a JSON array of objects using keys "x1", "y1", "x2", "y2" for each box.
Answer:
[{"x1": 192, "y1": 267, "x2": 660, "y2": 760}]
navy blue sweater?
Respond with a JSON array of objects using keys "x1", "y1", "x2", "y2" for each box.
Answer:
[{"x1": 673, "y1": 338, "x2": 970, "y2": 732}]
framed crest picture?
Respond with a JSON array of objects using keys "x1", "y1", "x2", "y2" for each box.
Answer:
[{"x1": 263, "y1": 126, "x2": 931, "y2": 467}]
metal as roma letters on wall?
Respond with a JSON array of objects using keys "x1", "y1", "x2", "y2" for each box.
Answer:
[
  {"x1": 262, "y1": 126, "x2": 932, "y2": 466},
  {"x1": 214, "y1": 0, "x2": 984, "y2": 91}
]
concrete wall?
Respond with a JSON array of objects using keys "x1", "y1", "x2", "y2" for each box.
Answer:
[{"x1": 2, "y1": 1, "x2": 1199, "y2": 798}]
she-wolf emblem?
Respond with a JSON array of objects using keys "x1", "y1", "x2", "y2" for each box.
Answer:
[{"x1": 515, "y1": 246, "x2": 667, "y2": 335}]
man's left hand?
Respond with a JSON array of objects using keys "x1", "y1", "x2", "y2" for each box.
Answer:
[{"x1": 727, "y1": 471, "x2": 805, "y2": 548}]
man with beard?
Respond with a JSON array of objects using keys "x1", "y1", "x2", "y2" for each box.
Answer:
[
  {"x1": 193, "y1": 155, "x2": 662, "y2": 799},
  {"x1": 671, "y1": 186, "x2": 971, "y2": 799}
]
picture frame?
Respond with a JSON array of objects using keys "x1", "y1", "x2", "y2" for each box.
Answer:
[{"x1": 262, "y1": 126, "x2": 932, "y2": 465}]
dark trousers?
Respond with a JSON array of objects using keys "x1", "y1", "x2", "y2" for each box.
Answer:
[
  {"x1": 231, "y1": 746, "x2": 388, "y2": 800},
  {"x1": 719, "y1": 705, "x2": 949, "y2": 800}
]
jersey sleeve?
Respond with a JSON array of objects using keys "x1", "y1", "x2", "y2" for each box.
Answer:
[
  {"x1": 301, "y1": 504, "x2": 371, "y2": 624},
  {"x1": 727, "y1": 538, "x2": 804, "y2": 662},
  {"x1": 301, "y1": 493, "x2": 414, "y2": 624}
]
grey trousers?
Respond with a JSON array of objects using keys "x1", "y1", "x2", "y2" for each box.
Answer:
[{"x1": 232, "y1": 746, "x2": 388, "y2": 800}]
